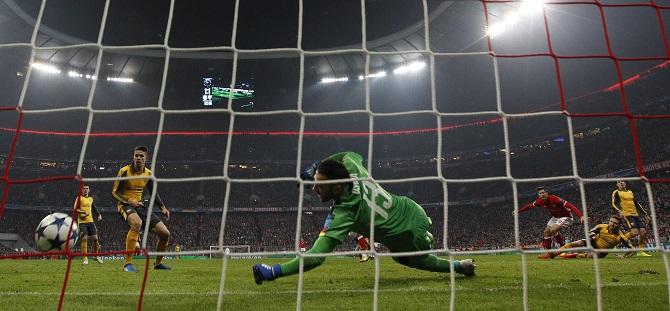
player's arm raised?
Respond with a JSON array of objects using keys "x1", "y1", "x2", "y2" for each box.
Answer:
[
  {"x1": 559, "y1": 197, "x2": 585, "y2": 223},
  {"x1": 514, "y1": 200, "x2": 536, "y2": 216}
]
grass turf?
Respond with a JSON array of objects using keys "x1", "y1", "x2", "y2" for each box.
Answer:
[{"x1": 0, "y1": 254, "x2": 667, "y2": 310}]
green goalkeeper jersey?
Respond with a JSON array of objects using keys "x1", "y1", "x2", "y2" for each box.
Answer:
[{"x1": 321, "y1": 152, "x2": 432, "y2": 252}]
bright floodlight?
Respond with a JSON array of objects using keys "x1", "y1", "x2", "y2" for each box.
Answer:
[
  {"x1": 68, "y1": 71, "x2": 83, "y2": 78},
  {"x1": 486, "y1": 23, "x2": 506, "y2": 37},
  {"x1": 85, "y1": 74, "x2": 97, "y2": 80},
  {"x1": 520, "y1": 0, "x2": 544, "y2": 15},
  {"x1": 359, "y1": 71, "x2": 387, "y2": 80},
  {"x1": 31, "y1": 62, "x2": 61, "y2": 74},
  {"x1": 393, "y1": 62, "x2": 426, "y2": 75},
  {"x1": 368, "y1": 71, "x2": 386, "y2": 78},
  {"x1": 320, "y1": 77, "x2": 349, "y2": 83},
  {"x1": 107, "y1": 77, "x2": 134, "y2": 83}
]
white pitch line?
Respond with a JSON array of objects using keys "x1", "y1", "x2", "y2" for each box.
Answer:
[{"x1": 0, "y1": 282, "x2": 665, "y2": 296}]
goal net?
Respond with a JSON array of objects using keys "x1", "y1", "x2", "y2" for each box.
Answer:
[
  {"x1": 209, "y1": 245, "x2": 251, "y2": 259},
  {"x1": 0, "y1": 0, "x2": 668, "y2": 310}
]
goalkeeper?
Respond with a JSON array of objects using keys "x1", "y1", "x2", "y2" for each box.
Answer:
[{"x1": 253, "y1": 151, "x2": 475, "y2": 284}]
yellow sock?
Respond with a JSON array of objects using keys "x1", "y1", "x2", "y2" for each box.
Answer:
[
  {"x1": 81, "y1": 238, "x2": 88, "y2": 259},
  {"x1": 155, "y1": 238, "x2": 169, "y2": 265},
  {"x1": 125, "y1": 229, "x2": 140, "y2": 265},
  {"x1": 93, "y1": 240, "x2": 99, "y2": 254},
  {"x1": 638, "y1": 237, "x2": 646, "y2": 249}
]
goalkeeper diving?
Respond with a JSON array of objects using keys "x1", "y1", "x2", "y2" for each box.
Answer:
[{"x1": 252, "y1": 151, "x2": 475, "y2": 284}]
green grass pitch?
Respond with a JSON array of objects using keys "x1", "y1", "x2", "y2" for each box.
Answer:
[{"x1": 0, "y1": 254, "x2": 667, "y2": 310}]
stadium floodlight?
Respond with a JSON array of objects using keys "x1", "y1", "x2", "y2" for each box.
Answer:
[
  {"x1": 68, "y1": 71, "x2": 83, "y2": 78},
  {"x1": 358, "y1": 71, "x2": 387, "y2": 80},
  {"x1": 320, "y1": 77, "x2": 349, "y2": 83},
  {"x1": 31, "y1": 62, "x2": 61, "y2": 74},
  {"x1": 393, "y1": 61, "x2": 426, "y2": 75},
  {"x1": 368, "y1": 71, "x2": 386, "y2": 78},
  {"x1": 486, "y1": 23, "x2": 506, "y2": 38},
  {"x1": 107, "y1": 77, "x2": 134, "y2": 83},
  {"x1": 85, "y1": 74, "x2": 97, "y2": 80},
  {"x1": 519, "y1": 0, "x2": 544, "y2": 15}
]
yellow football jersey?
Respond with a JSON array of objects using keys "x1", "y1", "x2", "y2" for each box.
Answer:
[
  {"x1": 112, "y1": 164, "x2": 163, "y2": 209},
  {"x1": 611, "y1": 189, "x2": 644, "y2": 216},
  {"x1": 75, "y1": 195, "x2": 95, "y2": 224},
  {"x1": 591, "y1": 224, "x2": 628, "y2": 249}
]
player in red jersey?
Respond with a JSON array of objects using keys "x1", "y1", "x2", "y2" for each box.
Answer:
[
  {"x1": 299, "y1": 239, "x2": 306, "y2": 252},
  {"x1": 514, "y1": 186, "x2": 586, "y2": 257}
]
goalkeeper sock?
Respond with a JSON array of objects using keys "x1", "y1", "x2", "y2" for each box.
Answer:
[
  {"x1": 81, "y1": 238, "x2": 88, "y2": 259},
  {"x1": 125, "y1": 228, "x2": 140, "y2": 264},
  {"x1": 553, "y1": 233, "x2": 565, "y2": 246},
  {"x1": 93, "y1": 240, "x2": 99, "y2": 254},
  {"x1": 155, "y1": 238, "x2": 169, "y2": 265},
  {"x1": 542, "y1": 237, "x2": 552, "y2": 249}
]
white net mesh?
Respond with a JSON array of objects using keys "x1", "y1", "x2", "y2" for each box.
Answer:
[{"x1": 1, "y1": 0, "x2": 669, "y2": 310}]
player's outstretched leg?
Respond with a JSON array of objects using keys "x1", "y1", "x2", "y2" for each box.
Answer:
[
  {"x1": 253, "y1": 264, "x2": 283, "y2": 285},
  {"x1": 391, "y1": 255, "x2": 476, "y2": 276}
]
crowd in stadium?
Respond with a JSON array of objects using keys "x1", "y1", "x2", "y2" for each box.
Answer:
[
  {"x1": 1, "y1": 57, "x2": 669, "y2": 256},
  {"x1": 1, "y1": 181, "x2": 668, "y2": 254}
]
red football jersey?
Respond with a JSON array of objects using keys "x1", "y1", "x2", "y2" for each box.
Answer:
[{"x1": 519, "y1": 194, "x2": 583, "y2": 218}]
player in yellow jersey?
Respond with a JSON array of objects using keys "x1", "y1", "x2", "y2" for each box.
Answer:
[
  {"x1": 112, "y1": 146, "x2": 171, "y2": 272},
  {"x1": 611, "y1": 180, "x2": 651, "y2": 257},
  {"x1": 540, "y1": 216, "x2": 634, "y2": 259},
  {"x1": 75, "y1": 185, "x2": 103, "y2": 265}
]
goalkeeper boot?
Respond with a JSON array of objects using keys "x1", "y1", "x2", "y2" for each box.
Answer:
[
  {"x1": 636, "y1": 251, "x2": 652, "y2": 257},
  {"x1": 359, "y1": 254, "x2": 370, "y2": 262},
  {"x1": 95, "y1": 257, "x2": 104, "y2": 264},
  {"x1": 457, "y1": 259, "x2": 476, "y2": 277},
  {"x1": 83, "y1": 257, "x2": 89, "y2": 265},
  {"x1": 123, "y1": 263, "x2": 137, "y2": 273},
  {"x1": 154, "y1": 263, "x2": 172, "y2": 270},
  {"x1": 252, "y1": 264, "x2": 282, "y2": 285}
]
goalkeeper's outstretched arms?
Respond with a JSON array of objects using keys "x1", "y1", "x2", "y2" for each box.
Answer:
[{"x1": 252, "y1": 235, "x2": 339, "y2": 285}]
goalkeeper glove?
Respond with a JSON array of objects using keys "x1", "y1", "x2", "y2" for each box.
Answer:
[
  {"x1": 252, "y1": 263, "x2": 283, "y2": 285},
  {"x1": 300, "y1": 161, "x2": 321, "y2": 181}
]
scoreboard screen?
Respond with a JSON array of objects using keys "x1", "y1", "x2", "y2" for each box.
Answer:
[{"x1": 202, "y1": 77, "x2": 255, "y2": 108}]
